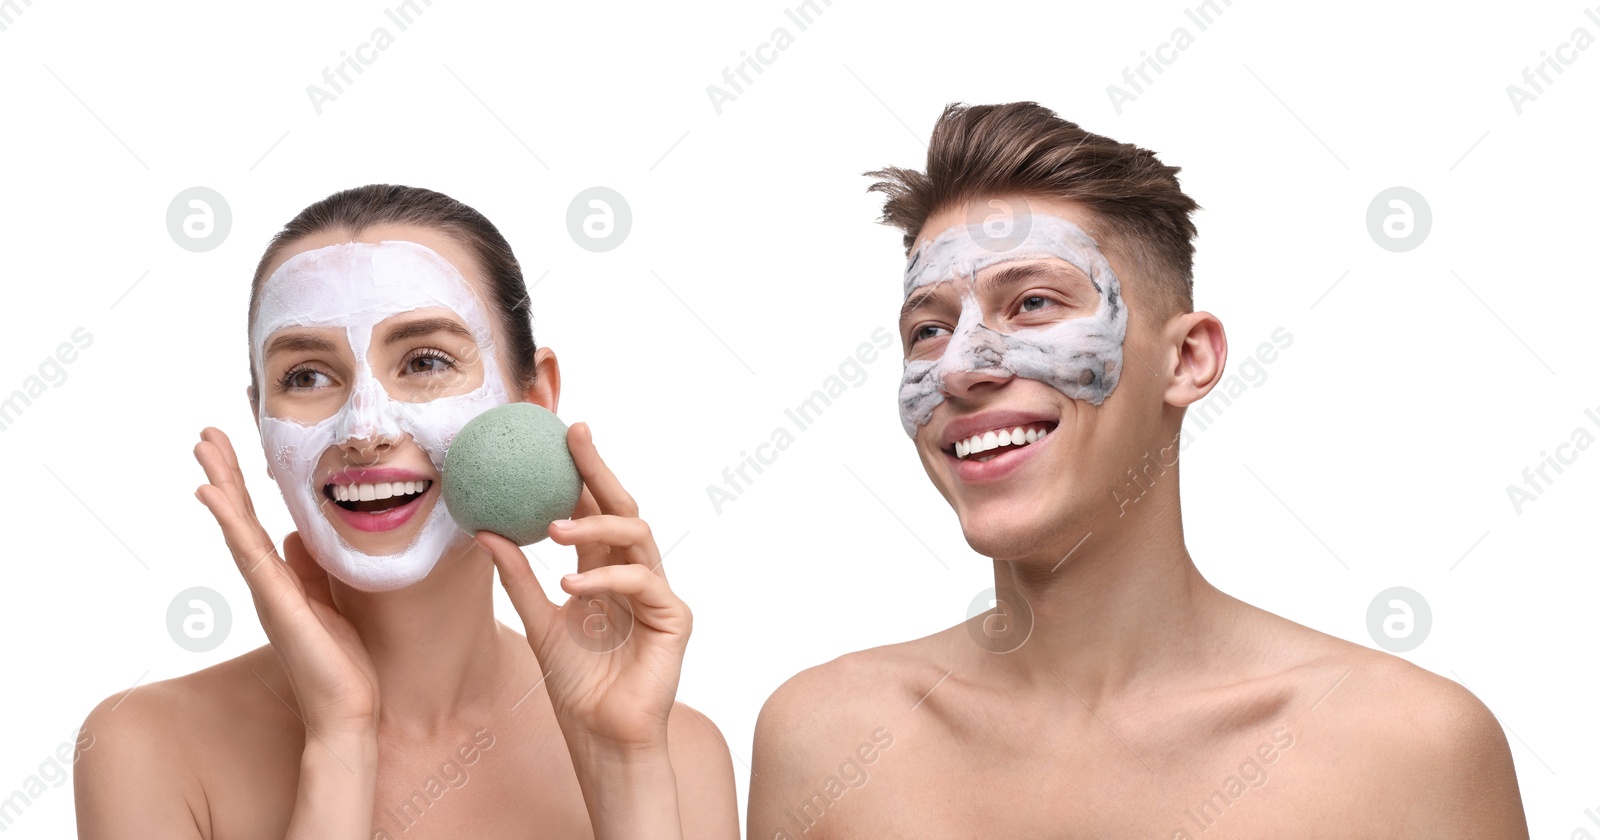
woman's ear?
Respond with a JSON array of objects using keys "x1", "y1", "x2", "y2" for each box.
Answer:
[
  {"x1": 523, "y1": 346, "x2": 561, "y2": 414},
  {"x1": 1163, "y1": 311, "x2": 1227, "y2": 409},
  {"x1": 246, "y1": 383, "x2": 274, "y2": 480}
]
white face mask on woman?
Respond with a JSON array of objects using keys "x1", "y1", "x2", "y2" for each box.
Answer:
[{"x1": 251, "y1": 240, "x2": 511, "y2": 591}]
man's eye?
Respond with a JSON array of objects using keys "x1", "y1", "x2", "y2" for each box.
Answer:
[
  {"x1": 1019, "y1": 294, "x2": 1055, "y2": 313},
  {"x1": 912, "y1": 324, "x2": 951, "y2": 344}
]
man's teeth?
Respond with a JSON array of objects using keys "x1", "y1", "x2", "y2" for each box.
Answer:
[
  {"x1": 330, "y1": 480, "x2": 430, "y2": 503},
  {"x1": 954, "y1": 425, "x2": 1051, "y2": 460}
]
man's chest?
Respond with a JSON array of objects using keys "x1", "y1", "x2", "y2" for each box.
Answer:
[{"x1": 763, "y1": 715, "x2": 1383, "y2": 840}]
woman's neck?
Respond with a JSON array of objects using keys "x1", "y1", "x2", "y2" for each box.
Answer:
[{"x1": 329, "y1": 541, "x2": 530, "y2": 737}]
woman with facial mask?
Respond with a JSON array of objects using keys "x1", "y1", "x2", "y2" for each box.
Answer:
[{"x1": 73, "y1": 185, "x2": 739, "y2": 839}]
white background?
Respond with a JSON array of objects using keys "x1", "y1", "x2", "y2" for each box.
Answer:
[{"x1": 2, "y1": 0, "x2": 1597, "y2": 835}]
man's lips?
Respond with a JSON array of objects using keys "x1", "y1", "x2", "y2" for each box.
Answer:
[
  {"x1": 938, "y1": 410, "x2": 1060, "y2": 460},
  {"x1": 943, "y1": 421, "x2": 1056, "y2": 484}
]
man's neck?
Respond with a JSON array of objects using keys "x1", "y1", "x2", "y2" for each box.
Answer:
[{"x1": 979, "y1": 490, "x2": 1233, "y2": 707}]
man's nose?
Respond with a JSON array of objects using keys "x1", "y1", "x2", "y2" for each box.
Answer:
[
  {"x1": 941, "y1": 365, "x2": 1012, "y2": 399},
  {"x1": 939, "y1": 322, "x2": 1012, "y2": 398}
]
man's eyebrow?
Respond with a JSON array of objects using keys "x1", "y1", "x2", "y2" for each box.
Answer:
[
  {"x1": 382, "y1": 316, "x2": 474, "y2": 346},
  {"x1": 979, "y1": 262, "x2": 1092, "y2": 295},
  {"x1": 899, "y1": 284, "x2": 949, "y2": 325},
  {"x1": 264, "y1": 332, "x2": 338, "y2": 358},
  {"x1": 898, "y1": 261, "x2": 1094, "y2": 324}
]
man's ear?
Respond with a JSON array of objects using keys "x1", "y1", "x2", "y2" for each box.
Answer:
[
  {"x1": 1163, "y1": 311, "x2": 1227, "y2": 408},
  {"x1": 522, "y1": 346, "x2": 561, "y2": 414}
]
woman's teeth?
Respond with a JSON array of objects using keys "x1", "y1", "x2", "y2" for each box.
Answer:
[
  {"x1": 329, "y1": 480, "x2": 430, "y2": 503},
  {"x1": 955, "y1": 425, "x2": 1051, "y2": 462}
]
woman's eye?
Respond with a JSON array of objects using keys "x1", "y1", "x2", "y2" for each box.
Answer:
[
  {"x1": 403, "y1": 349, "x2": 459, "y2": 376},
  {"x1": 279, "y1": 366, "x2": 332, "y2": 390}
]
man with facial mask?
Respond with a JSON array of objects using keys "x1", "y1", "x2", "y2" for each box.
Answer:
[{"x1": 746, "y1": 103, "x2": 1528, "y2": 838}]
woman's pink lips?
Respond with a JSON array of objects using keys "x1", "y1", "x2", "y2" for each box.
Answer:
[
  {"x1": 947, "y1": 429, "x2": 1051, "y2": 485},
  {"x1": 325, "y1": 483, "x2": 432, "y2": 533}
]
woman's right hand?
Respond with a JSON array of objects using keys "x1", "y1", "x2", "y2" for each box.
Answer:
[{"x1": 192, "y1": 426, "x2": 380, "y2": 740}]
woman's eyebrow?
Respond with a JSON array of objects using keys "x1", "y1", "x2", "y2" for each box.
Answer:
[
  {"x1": 265, "y1": 332, "x2": 338, "y2": 358},
  {"x1": 264, "y1": 317, "x2": 473, "y2": 360},
  {"x1": 381, "y1": 316, "x2": 474, "y2": 346}
]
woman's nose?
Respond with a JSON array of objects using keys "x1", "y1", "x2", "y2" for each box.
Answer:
[
  {"x1": 334, "y1": 377, "x2": 404, "y2": 459},
  {"x1": 341, "y1": 435, "x2": 393, "y2": 465}
]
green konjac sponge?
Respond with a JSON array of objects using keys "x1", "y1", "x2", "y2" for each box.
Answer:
[{"x1": 442, "y1": 403, "x2": 583, "y2": 546}]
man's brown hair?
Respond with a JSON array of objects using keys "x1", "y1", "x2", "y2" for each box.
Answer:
[{"x1": 866, "y1": 101, "x2": 1201, "y2": 317}]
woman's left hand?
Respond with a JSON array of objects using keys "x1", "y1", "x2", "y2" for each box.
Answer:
[{"x1": 477, "y1": 421, "x2": 690, "y2": 755}]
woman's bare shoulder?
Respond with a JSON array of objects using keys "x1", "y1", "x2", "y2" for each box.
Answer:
[
  {"x1": 81, "y1": 646, "x2": 297, "y2": 755},
  {"x1": 75, "y1": 646, "x2": 300, "y2": 837}
]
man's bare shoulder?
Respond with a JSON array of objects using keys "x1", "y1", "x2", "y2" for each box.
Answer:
[
  {"x1": 748, "y1": 637, "x2": 944, "y2": 839},
  {"x1": 1224, "y1": 604, "x2": 1528, "y2": 836},
  {"x1": 1300, "y1": 643, "x2": 1521, "y2": 793},
  {"x1": 1230, "y1": 601, "x2": 1510, "y2": 738},
  {"x1": 755, "y1": 631, "x2": 955, "y2": 738}
]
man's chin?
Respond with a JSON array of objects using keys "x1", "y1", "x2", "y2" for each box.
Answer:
[
  {"x1": 959, "y1": 513, "x2": 1045, "y2": 563},
  {"x1": 957, "y1": 501, "x2": 1092, "y2": 566}
]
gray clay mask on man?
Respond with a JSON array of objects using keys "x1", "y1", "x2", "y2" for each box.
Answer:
[{"x1": 897, "y1": 212, "x2": 1129, "y2": 437}]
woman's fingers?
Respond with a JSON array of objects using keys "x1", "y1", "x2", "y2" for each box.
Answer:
[
  {"x1": 476, "y1": 531, "x2": 558, "y2": 643},
  {"x1": 565, "y1": 423, "x2": 638, "y2": 518},
  {"x1": 193, "y1": 483, "x2": 315, "y2": 640},
  {"x1": 548, "y1": 514, "x2": 662, "y2": 573},
  {"x1": 193, "y1": 434, "x2": 302, "y2": 606},
  {"x1": 206, "y1": 426, "x2": 258, "y2": 519},
  {"x1": 198, "y1": 427, "x2": 257, "y2": 520},
  {"x1": 559, "y1": 563, "x2": 690, "y2": 634},
  {"x1": 192, "y1": 479, "x2": 272, "y2": 578},
  {"x1": 566, "y1": 487, "x2": 617, "y2": 574},
  {"x1": 572, "y1": 485, "x2": 601, "y2": 521},
  {"x1": 283, "y1": 531, "x2": 335, "y2": 610}
]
